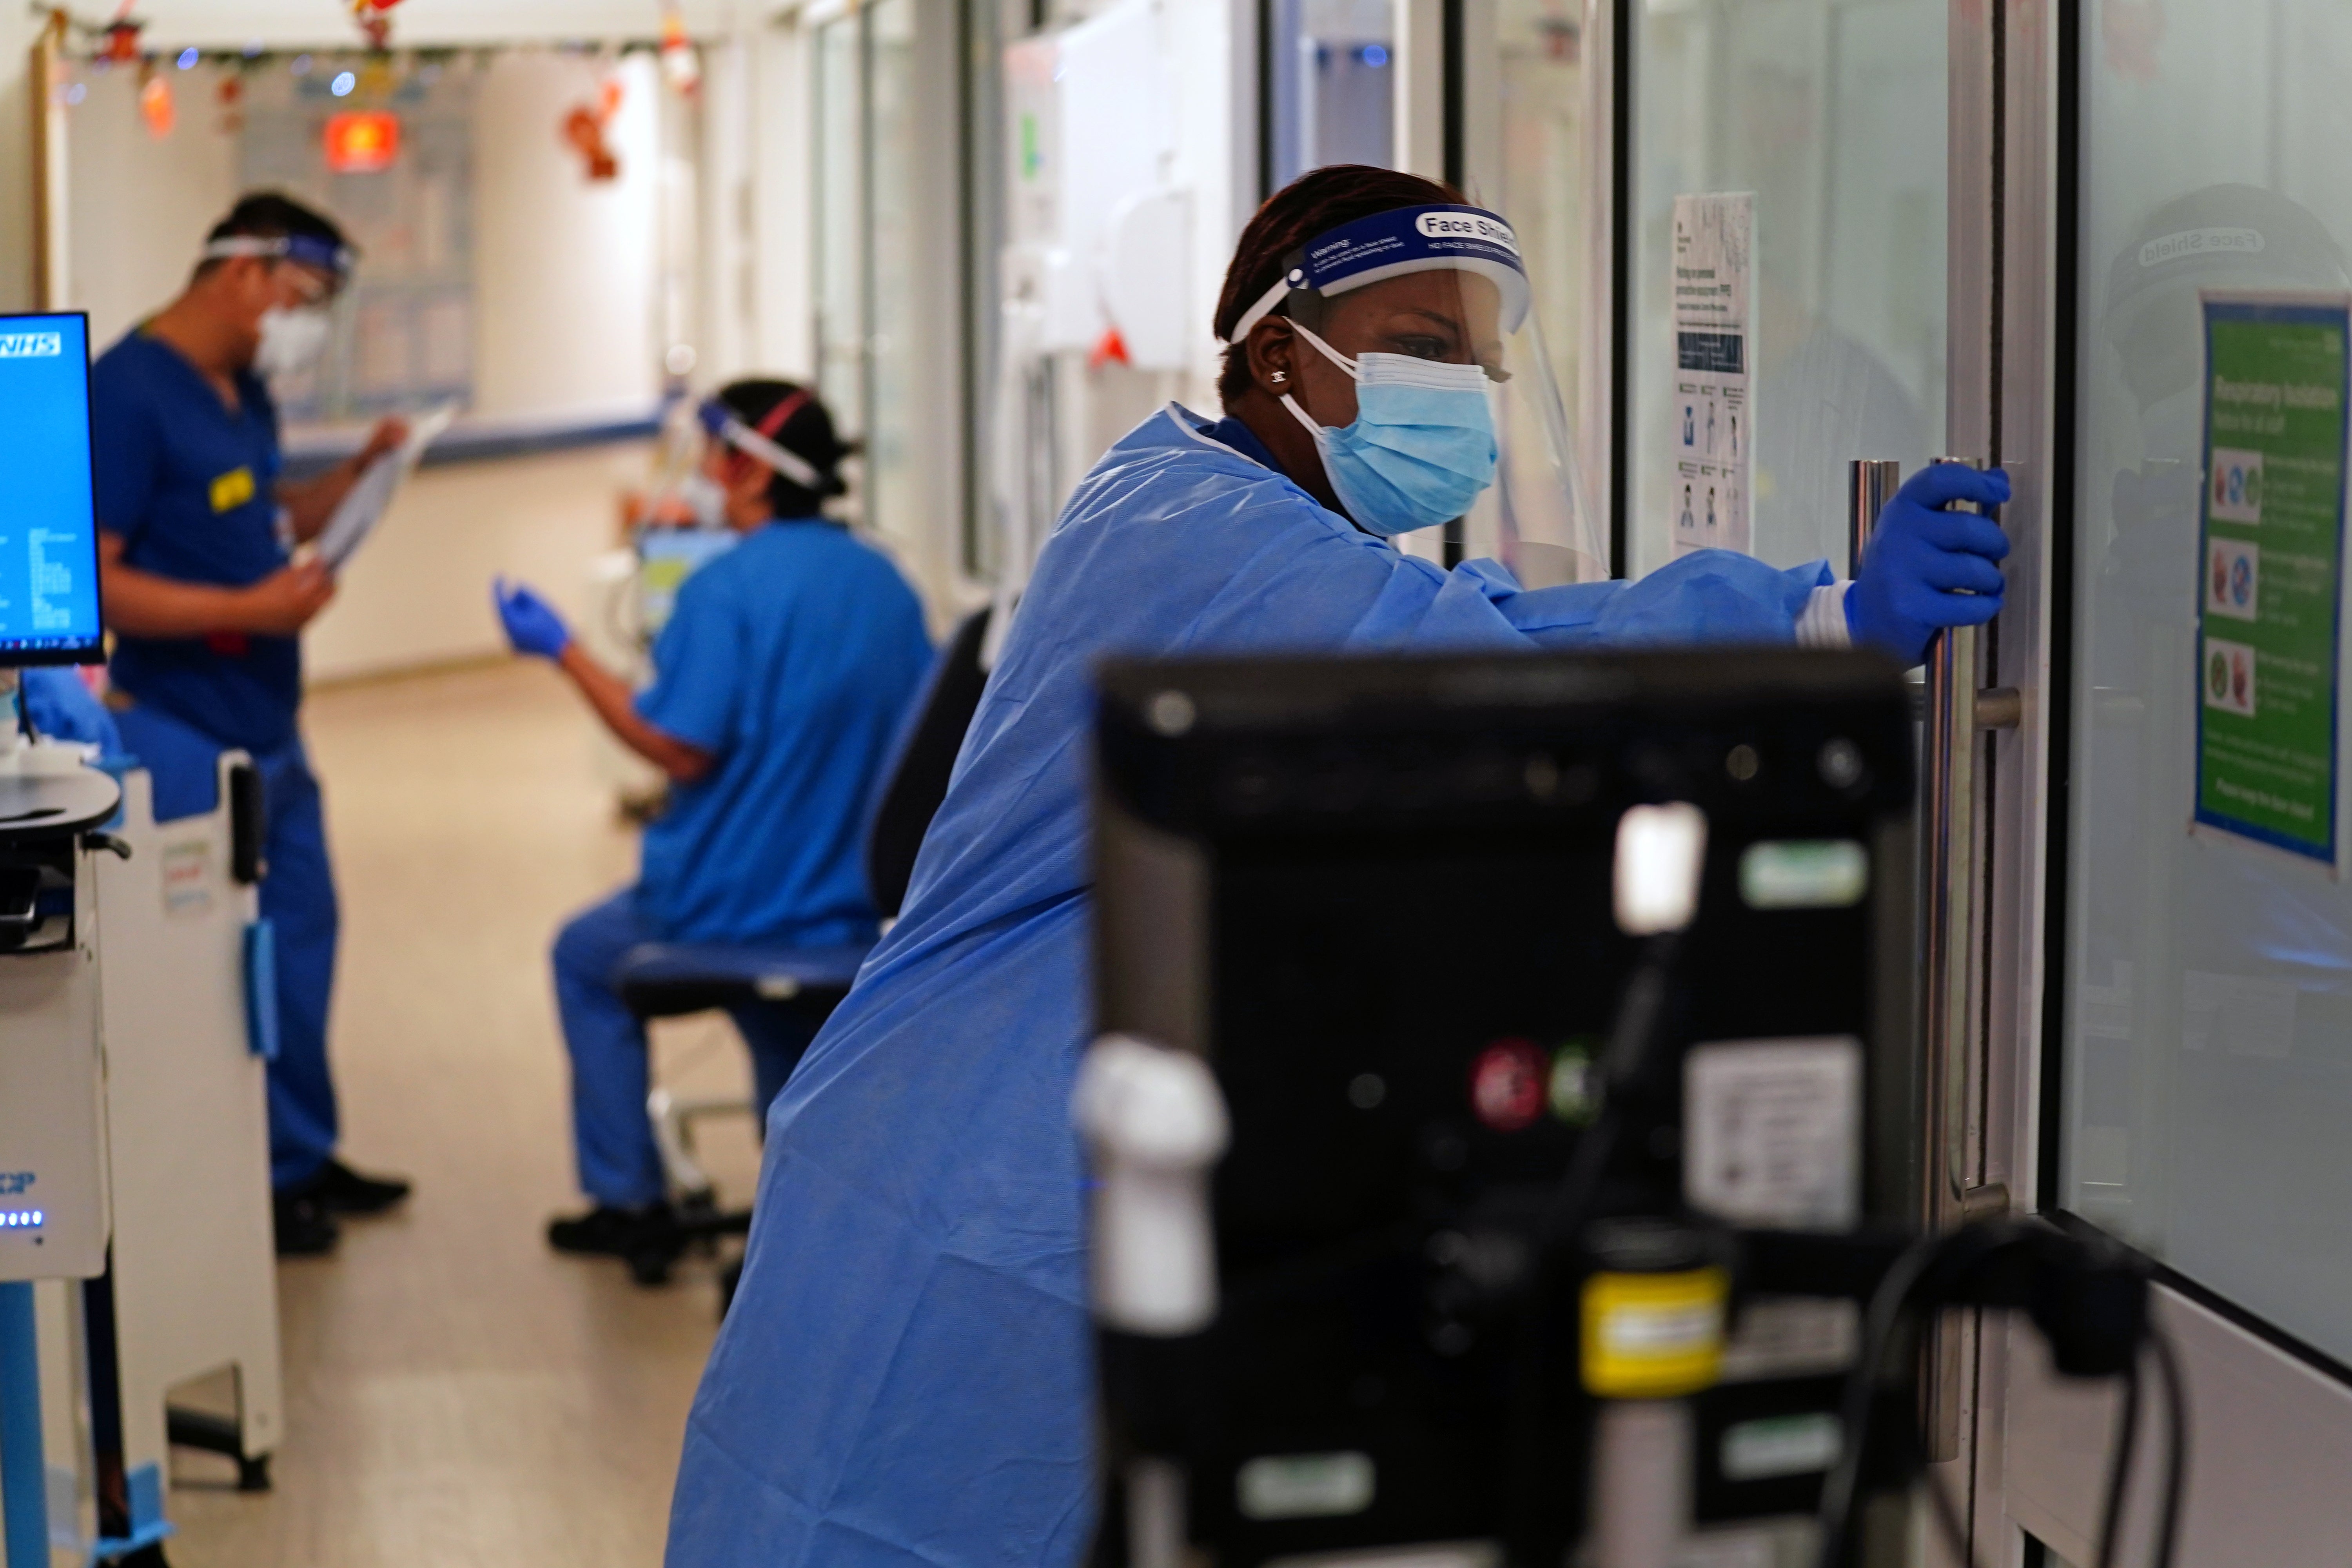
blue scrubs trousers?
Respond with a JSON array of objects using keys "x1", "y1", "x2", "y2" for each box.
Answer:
[
  {"x1": 553, "y1": 889, "x2": 821, "y2": 1209},
  {"x1": 113, "y1": 702, "x2": 340, "y2": 1191}
]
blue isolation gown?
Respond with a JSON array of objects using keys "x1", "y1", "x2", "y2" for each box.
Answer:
[{"x1": 665, "y1": 405, "x2": 1835, "y2": 1567}]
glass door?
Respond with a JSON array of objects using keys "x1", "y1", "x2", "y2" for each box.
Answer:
[
  {"x1": 1267, "y1": 0, "x2": 1396, "y2": 186},
  {"x1": 1989, "y1": 1, "x2": 2352, "y2": 1562},
  {"x1": 813, "y1": 6, "x2": 869, "y2": 523},
  {"x1": 1623, "y1": 0, "x2": 1948, "y2": 580}
]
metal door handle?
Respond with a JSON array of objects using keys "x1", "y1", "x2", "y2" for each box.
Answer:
[
  {"x1": 1919, "y1": 455, "x2": 2001, "y2": 1460},
  {"x1": 1848, "y1": 459, "x2": 1903, "y2": 579}
]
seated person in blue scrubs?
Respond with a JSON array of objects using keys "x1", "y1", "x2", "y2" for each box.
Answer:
[
  {"x1": 492, "y1": 379, "x2": 934, "y2": 1272},
  {"x1": 94, "y1": 192, "x2": 414, "y2": 1258}
]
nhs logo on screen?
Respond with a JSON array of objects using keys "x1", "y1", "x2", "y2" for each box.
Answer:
[{"x1": 0, "y1": 332, "x2": 64, "y2": 358}]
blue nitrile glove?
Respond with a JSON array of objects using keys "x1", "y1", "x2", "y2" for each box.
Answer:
[
  {"x1": 493, "y1": 576, "x2": 572, "y2": 659},
  {"x1": 1846, "y1": 463, "x2": 2013, "y2": 664}
]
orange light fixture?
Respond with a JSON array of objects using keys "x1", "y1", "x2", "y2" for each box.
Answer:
[{"x1": 324, "y1": 109, "x2": 400, "y2": 173}]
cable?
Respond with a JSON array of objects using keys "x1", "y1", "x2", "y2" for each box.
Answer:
[
  {"x1": 1816, "y1": 1222, "x2": 2043, "y2": 1568},
  {"x1": 1813, "y1": 1227, "x2": 1956, "y2": 1568},
  {"x1": 1540, "y1": 929, "x2": 1682, "y2": 1246},
  {"x1": 2092, "y1": 1350, "x2": 2141, "y2": 1568}
]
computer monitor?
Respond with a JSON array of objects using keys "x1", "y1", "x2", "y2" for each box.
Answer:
[{"x1": 0, "y1": 313, "x2": 101, "y2": 665}]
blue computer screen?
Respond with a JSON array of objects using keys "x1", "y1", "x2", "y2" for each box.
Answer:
[{"x1": 0, "y1": 314, "x2": 100, "y2": 662}]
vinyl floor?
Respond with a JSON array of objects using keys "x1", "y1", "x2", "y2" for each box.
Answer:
[{"x1": 165, "y1": 661, "x2": 762, "y2": 1568}]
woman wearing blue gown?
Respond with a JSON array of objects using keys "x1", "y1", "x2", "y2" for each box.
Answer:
[{"x1": 664, "y1": 164, "x2": 2009, "y2": 1567}]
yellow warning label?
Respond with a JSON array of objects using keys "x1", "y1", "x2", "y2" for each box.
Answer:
[
  {"x1": 210, "y1": 466, "x2": 256, "y2": 513},
  {"x1": 1581, "y1": 1266, "x2": 1728, "y2": 1398}
]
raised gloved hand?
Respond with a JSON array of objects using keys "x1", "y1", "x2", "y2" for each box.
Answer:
[
  {"x1": 493, "y1": 576, "x2": 572, "y2": 660},
  {"x1": 1846, "y1": 464, "x2": 2013, "y2": 664}
]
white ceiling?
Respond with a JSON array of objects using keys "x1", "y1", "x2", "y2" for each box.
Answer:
[{"x1": 125, "y1": 0, "x2": 776, "y2": 51}]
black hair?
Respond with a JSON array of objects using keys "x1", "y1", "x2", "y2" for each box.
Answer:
[
  {"x1": 194, "y1": 191, "x2": 354, "y2": 281},
  {"x1": 1213, "y1": 164, "x2": 1465, "y2": 408},
  {"x1": 715, "y1": 378, "x2": 851, "y2": 518}
]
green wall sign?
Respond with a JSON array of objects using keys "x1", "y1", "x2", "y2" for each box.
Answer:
[{"x1": 2194, "y1": 293, "x2": 2352, "y2": 866}]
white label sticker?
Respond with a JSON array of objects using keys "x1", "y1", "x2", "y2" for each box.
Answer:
[
  {"x1": 160, "y1": 840, "x2": 212, "y2": 919},
  {"x1": 1236, "y1": 1452, "x2": 1375, "y2": 1521},
  {"x1": 1718, "y1": 1295, "x2": 1860, "y2": 1382},
  {"x1": 1669, "y1": 192, "x2": 1755, "y2": 558},
  {"x1": 1684, "y1": 1037, "x2": 1862, "y2": 1230},
  {"x1": 1720, "y1": 1412, "x2": 1842, "y2": 1482}
]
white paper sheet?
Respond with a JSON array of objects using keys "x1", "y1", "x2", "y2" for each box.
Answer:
[
  {"x1": 314, "y1": 401, "x2": 461, "y2": 570},
  {"x1": 1668, "y1": 192, "x2": 1755, "y2": 558}
]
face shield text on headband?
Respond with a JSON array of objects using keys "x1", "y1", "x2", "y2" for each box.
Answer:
[{"x1": 1278, "y1": 320, "x2": 1499, "y2": 539}]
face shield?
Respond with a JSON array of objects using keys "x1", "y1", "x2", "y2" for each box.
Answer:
[
  {"x1": 1225, "y1": 205, "x2": 1605, "y2": 584},
  {"x1": 201, "y1": 231, "x2": 356, "y2": 303},
  {"x1": 694, "y1": 392, "x2": 826, "y2": 493}
]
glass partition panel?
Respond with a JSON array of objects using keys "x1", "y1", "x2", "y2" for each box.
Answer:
[
  {"x1": 1626, "y1": 0, "x2": 1945, "y2": 579},
  {"x1": 2060, "y1": 0, "x2": 2352, "y2": 1364},
  {"x1": 867, "y1": 0, "x2": 920, "y2": 544},
  {"x1": 1267, "y1": 0, "x2": 1394, "y2": 187},
  {"x1": 814, "y1": 10, "x2": 867, "y2": 472},
  {"x1": 1495, "y1": 0, "x2": 1590, "y2": 537}
]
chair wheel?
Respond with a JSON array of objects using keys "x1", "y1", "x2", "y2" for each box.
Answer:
[
  {"x1": 236, "y1": 1452, "x2": 272, "y2": 1492},
  {"x1": 627, "y1": 1248, "x2": 676, "y2": 1287}
]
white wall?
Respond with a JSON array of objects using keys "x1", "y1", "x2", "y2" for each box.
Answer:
[
  {"x1": 305, "y1": 443, "x2": 651, "y2": 683},
  {"x1": 64, "y1": 68, "x2": 237, "y2": 355},
  {"x1": 61, "y1": 50, "x2": 671, "y2": 427},
  {"x1": 54, "y1": 48, "x2": 681, "y2": 681},
  {"x1": 750, "y1": 20, "x2": 815, "y2": 378},
  {"x1": 472, "y1": 50, "x2": 665, "y2": 423}
]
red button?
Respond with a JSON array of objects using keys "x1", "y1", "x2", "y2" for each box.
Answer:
[{"x1": 1470, "y1": 1039, "x2": 1546, "y2": 1133}]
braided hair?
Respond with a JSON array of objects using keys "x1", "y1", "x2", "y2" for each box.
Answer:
[{"x1": 1212, "y1": 164, "x2": 1466, "y2": 408}]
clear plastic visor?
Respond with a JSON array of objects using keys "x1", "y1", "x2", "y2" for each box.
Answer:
[{"x1": 1282, "y1": 262, "x2": 1606, "y2": 585}]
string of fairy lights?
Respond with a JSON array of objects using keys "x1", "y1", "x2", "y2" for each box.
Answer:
[{"x1": 37, "y1": 2, "x2": 703, "y2": 143}]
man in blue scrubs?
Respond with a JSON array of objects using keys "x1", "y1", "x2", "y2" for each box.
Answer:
[
  {"x1": 94, "y1": 193, "x2": 414, "y2": 1256},
  {"x1": 493, "y1": 379, "x2": 932, "y2": 1275}
]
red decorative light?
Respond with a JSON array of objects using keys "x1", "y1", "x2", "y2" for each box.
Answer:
[
  {"x1": 1470, "y1": 1039, "x2": 1547, "y2": 1134},
  {"x1": 325, "y1": 110, "x2": 400, "y2": 173}
]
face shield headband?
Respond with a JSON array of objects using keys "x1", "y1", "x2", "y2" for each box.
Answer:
[
  {"x1": 696, "y1": 392, "x2": 826, "y2": 493},
  {"x1": 1223, "y1": 204, "x2": 1531, "y2": 345},
  {"x1": 201, "y1": 232, "x2": 356, "y2": 290}
]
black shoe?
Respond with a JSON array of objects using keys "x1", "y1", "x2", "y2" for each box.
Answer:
[
  {"x1": 300, "y1": 1158, "x2": 412, "y2": 1216},
  {"x1": 547, "y1": 1202, "x2": 678, "y2": 1256},
  {"x1": 273, "y1": 1189, "x2": 340, "y2": 1257}
]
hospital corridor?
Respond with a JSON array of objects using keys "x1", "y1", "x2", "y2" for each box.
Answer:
[
  {"x1": 8, "y1": 0, "x2": 2352, "y2": 1566},
  {"x1": 163, "y1": 662, "x2": 748, "y2": 1567}
]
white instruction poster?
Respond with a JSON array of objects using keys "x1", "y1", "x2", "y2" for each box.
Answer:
[{"x1": 1670, "y1": 192, "x2": 1755, "y2": 557}]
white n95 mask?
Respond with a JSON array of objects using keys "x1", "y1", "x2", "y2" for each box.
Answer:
[
  {"x1": 677, "y1": 474, "x2": 729, "y2": 530},
  {"x1": 255, "y1": 306, "x2": 332, "y2": 380}
]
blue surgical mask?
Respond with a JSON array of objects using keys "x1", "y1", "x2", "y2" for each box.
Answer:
[{"x1": 1279, "y1": 322, "x2": 1499, "y2": 538}]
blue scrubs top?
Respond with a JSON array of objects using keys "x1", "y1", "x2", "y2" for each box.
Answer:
[
  {"x1": 93, "y1": 331, "x2": 296, "y2": 753},
  {"x1": 634, "y1": 517, "x2": 933, "y2": 946}
]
